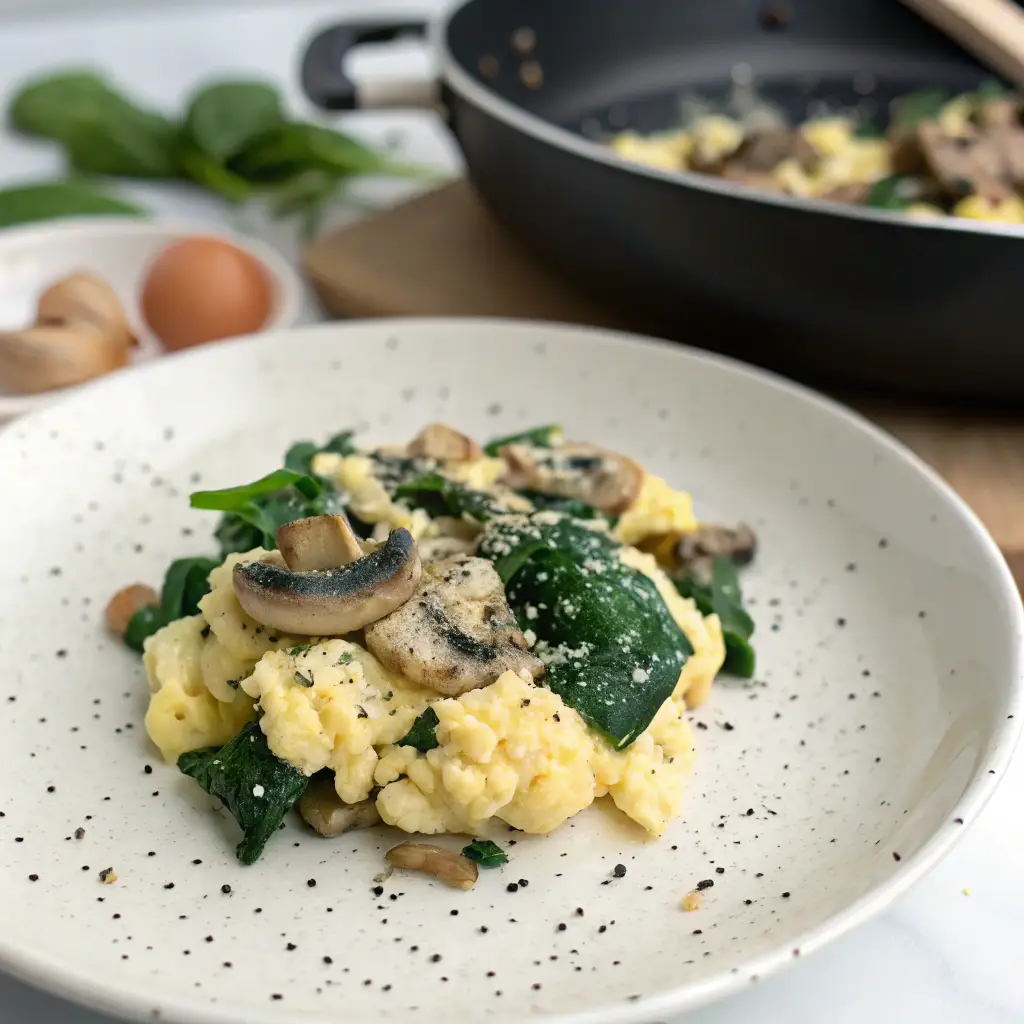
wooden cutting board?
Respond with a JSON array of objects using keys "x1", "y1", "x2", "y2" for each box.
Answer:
[{"x1": 303, "y1": 181, "x2": 1024, "y2": 589}]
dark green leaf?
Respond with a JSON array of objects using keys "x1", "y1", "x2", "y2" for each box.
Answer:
[
  {"x1": 462, "y1": 839, "x2": 508, "y2": 867},
  {"x1": 160, "y1": 557, "x2": 220, "y2": 620},
  {"x1": 62, "y1": 111, "x2": 180, "y2": 178},
  {"x1": 283, "y1": 441, "x2": 321, "y2": 475},
  {"x1": 853, "y1": 121, "x2": 884, "y2": 139},
  {"x1": 215, "y1": 514, "x2": 265, "y2": 556},
  {"x1": 864, "y1": 174, "x2": 921, "y2": 211},
  {"x1": 890, "y1": 89, "x2": 950, "y2": 129},
  {"x1": 177, "y1": 722, "x2": 309, "y2": 865},
  {"x1": 229, "y1": 122, "x2": 432, "y2": 184},
  {"x1": 320, "y1": 431, "x2": 358, "y2": 457},
  {"x1": 177, "y1": 142, "x2": 252, "y2": 202},
  {"x1": 123, "y1": 605, "x2": 164, "y2": 654},
  {"x1": 0, "y1": 181, "x2": 144, "y2": 228},
  {"x1": 479, "y1": 516, "x2": 692, "y2": 749},
  {"x1": 518, "y1": 489, "x2": 604, "y2": 521},
  {"x1": 395, "y1": 473, "x2": 505, "y2": 523},
  {"x1": 185, "y1": 80, "x2": 283, "y2": 164},
  {"x1": 722, "y1": 634, "x2": 756, "y2": 678},
  {"x1": 397, "y1": 707, "x2": 439, "y2": 752},
  {"x1": 484, "y1": 425, "x2": 562, "y2": 457},
  {"x1": 191, "y1": 469, "x2": 322, "y2": 511},
  {"x1": 9, "y1": 70, "x2": 126, "y2": 142}
]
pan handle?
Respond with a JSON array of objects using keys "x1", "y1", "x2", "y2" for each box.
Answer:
[{"x1": 301, "y1": 20, "x2": 439, "y2": 111}]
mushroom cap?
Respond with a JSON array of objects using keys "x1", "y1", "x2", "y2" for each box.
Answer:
[{"x1": 232, "y1": 527, "x2": 422, "y2": 636}]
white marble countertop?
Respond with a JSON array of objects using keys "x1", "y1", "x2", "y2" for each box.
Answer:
[{"x1": 0, "y1": 1, "x2": 1022, "y2": 1022}]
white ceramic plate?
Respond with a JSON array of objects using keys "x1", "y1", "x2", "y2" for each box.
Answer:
[
  {"x1": 0, "y1": 218, "x2": 305, "y2": 422},
  {"x1": 0, "y1": 319, "x2": 1020, "y2": 1024}
]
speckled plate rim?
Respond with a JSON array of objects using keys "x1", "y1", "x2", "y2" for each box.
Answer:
[
  {"x1": 0, "y1": 317, "x2": 1021, "y2": 1024},
  {"x1": 0, "y1": 216, "x2": 306, "y2": 422}
]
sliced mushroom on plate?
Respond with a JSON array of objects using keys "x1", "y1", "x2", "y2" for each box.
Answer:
[
  {"x1": 385, "y1": 842, "x2": 478, "y2": 889},
  {"x1": 407, "y1": 422, "x2": 483, "y2": 461},
  {"x1": 232, "y1": 517, "x2": 422, "y2": 636},
  {"x1": 277, "y1": 513, "x2": 365, "y2": 572},
  {"x1": 298, "y1": 774, "x2": 382, "y2": 837},
  {"x1": 675, "y1": 522, "x2": 758, "y2": 579},
  {"x1": 499, "y1": 442, "x2": 643, "y2": 515},
  {"x1": 364, "y1": 554, "x2": 543, "y2": 696}
]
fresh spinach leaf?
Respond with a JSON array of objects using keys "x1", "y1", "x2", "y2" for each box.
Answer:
[
  {"x1": 395, "y1": 473, "x2": 505, "y2": 523},
  {"x1": 479, "y1": 515, "x2": 692, "y2": 749},
  {"x1": 177, "y1": 722, "x2": 308, "y2": 865},
  {"x1": 397, "y1": 707, "x2": 440, "y2": 752},
  {"x1": 177, "y1": 142, "x2": 252, "y2": 202},
  {"x1": 10, "y1": 70, "x2": 130, "y2": 143},
  {"x1": 229, "y1": 123, "x2": 430, "y2": 184},
  {"x1": 484, "y1": 425, "x2": 562, "y2": 456},
  {"x1": 462, "y1": 839, "x2": 508, "y2": 867},
  {"x1": 62, "y1": 110, "x2": 180, "y2": 178},
  {"x1": 890, "y1": 89, "x2": 951, "y2": 129},
  {"x1": 185, "y1": 80, "x2": 283, "y2": 164},
  {"x1": 673, "y1": 556, "x2": 757, "y2": 679},
  {"x1": 283, "y1": 442, "x2": 321, "y2": 475},
  {"x1": 0, "y1": 181, "x2": 144, "y2": 228}
]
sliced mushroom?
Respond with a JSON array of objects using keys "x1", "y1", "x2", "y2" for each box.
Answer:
[
  {"x1": 276, "y1": 514, "x2": 364, "y2": 572},
  {"x1": 232, "y1": 526, "x2": 422, "y2": 636},
  {"x1": 364, "y1": 555, "x2": 543, "y2": 696},
  {"x1": 675, "y1": 523, "x2": 758, "y2": 580},
  {"x1": 407, "y1": 422, "x2": 483, "y2": 462},
  {"x1": 385, "y1": 842, "x2": 478, "y2": 889},
  {"x1": 298, "y1": 774, "x2": 381, "y2": 837},
  {"x1": 499, "y1": 442, "x2": 642, "y2": 515}
]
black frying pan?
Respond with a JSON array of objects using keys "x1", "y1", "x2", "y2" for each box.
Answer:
[{"x1": 301, "y1": 0, "x2": 1024, "y2": 400}]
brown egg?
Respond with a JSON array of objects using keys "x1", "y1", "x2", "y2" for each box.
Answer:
[{"x1": 141, "y1": 237, "x2": 273, "y2": 351}]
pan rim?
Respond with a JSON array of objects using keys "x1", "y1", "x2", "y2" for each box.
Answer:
[{"x1": 432, "y1": 6, "x2": 1024, "y2": 242}]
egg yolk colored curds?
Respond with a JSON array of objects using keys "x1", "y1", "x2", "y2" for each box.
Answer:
[{"x1": 141, "y1": 237, "x2": 273, "y2": 350}]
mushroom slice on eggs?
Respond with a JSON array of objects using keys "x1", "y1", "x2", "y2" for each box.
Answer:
[
  {"x1": 277, "y1": 513, "x2": 365, "y2": 572},
  {"x1": 232, "y1": 516, "x2": 422, "y2": 636},
  {"x1": 407, "y1": 422, "x2": 482, "y2": 461},
  {"x1": 499, "y1": 441, "x2": 643, "y2": 515},
  {"x1": 364, "y1": 554, "x2": 543, "y2": 696}
]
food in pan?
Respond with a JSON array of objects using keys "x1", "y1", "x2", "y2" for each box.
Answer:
[
  {"x1": 106, "y1": 423, "x2": 758, "y2": 875},
  {"x1": 610, "y1": 82, "x2": 1024, "y2": 223}
]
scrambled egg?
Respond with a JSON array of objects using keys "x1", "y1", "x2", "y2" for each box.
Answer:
[
  {"x1": 614, "y1": 473, "x2": 697, "y2": 546},
  {"x1": 142, "y1": 450, "x2": 727, "y2": 838}
]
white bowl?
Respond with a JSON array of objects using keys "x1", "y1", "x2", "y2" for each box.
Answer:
[
  {"x1": 0, "y1": 319, "x2": 1020, "y2": 1024},
  {"x1": 0, "y1": 217, "x2": 304, "y2": 421}
]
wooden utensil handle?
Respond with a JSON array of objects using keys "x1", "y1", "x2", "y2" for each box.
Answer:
[{"x1": 902, "y1": 0, "x2": 1024, "y2": 90}]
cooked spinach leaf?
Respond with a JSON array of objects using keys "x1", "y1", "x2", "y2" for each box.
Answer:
[
  {"x1": 123, "y1": 555, "x2": 220, "y2": 653},
  {"x1": 395, "y1": 473, "x2": 505, "y2": 523},
  {"x1": 192, "y1": 469, "x2": 346, "y2": 555},
  {"x1": 518, "y1": 489, "x2": 605, "y2": 521},
  {"x1": 865, "y1": 174, "x2": 920, "y2": 211},
  {"x1": 283, "y1": 430, "x2": 357, "y2": 475},
  {"x1": 673, "y1": 556, "x2": 756, "y2": 678},
  {"x1": 397, "y1": 706, "x2": 440, "y2": 752},
  {"x1": 178, "y1": 722, "x2": 308, "y2": 865},
  {"x1": 483, "y1": 425, "x2": 562, "y2": 457},
  {"x1": 462, "y1": 839, "x2": 508, "y2": 867},
  {"x1": 479, "y1": 515, "x2": 692, "y2": 749}
]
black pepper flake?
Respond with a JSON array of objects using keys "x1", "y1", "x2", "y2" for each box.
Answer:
[
  {"x1": 271, "y1": 994, "x2": 283, "y2": 1001},
  {"x1": 782, "y1": 891, "x2": 791, "y2": 898},
  {"x1": 205, "y1": 936, "x2": 213, "y2": 943},
  {"x1": 745, "y1": 808, "x2": 754, "y2": 816},
  {"x1": 507, "y1": 882, "x2": 519, "y2": 892},
  {"x1": 223, "y1": 962, "x2": 232, "y2": 968},
  {"x1": 307, "y1": 878, "x2": 317, "y2": 888},
  {"x1": 693, "y1": 929, "x2": 703, "y2": 934},
  {"x1": 47, "y1": 785, "x2": 55, "y2": 793},
  {"x1": 598, "y1": 925, "x2": 607, "y2": 933},
  {"x1": 557, "y1": 923, "x2": 567, "y2": 932},
  {"x1": 430, "y1": 953, "x2": 442, "y2": 962},
  {"x1": 532, "y1": 983, "x2": 542, "y2": 990},
  {"x1": 954, "y1": 817, "x2": 964, "y2": 825},
  {"x1": 286, "y1": 943, "x2": 297, "y2": 951},
  {"x1": 695, "y1": 879, "x2": 714, "y2": 891},
  {"x1": 323, "y1": 956, "x2": 333, "y2": 964},
  {"x1": 144, "y1": 765, "x2": 153, "y2": 775},
  {"x1": 163, "y1": 882, "x2": 175, "y2": 890},
  {"x1": 74, "y1": 827, "x2": 85, "y2": 840},
  {"x1": 892, "y1": 852, "x2": 902, "y2": 862},
  {"x1": 28, "y1": 874, "x2": 39, "y2": 881},
  {"x1": 613, "y1": 864, "x2": 626, "y2": 877},
  {"x1": 715, "y1": 867, "x2": 725, "y2": 874},
  {"x1": 450, "y1": 909, "x2": 458, "y2": 916},
  {"x1": 192, "y1": 859, "x2": 202, "y2": 865},
  {"x1": 480, "y1": 926, "x2": 489, "y2": 933},
  {"x1": 744, "y1": 899, "x2": 753, "y2": 905},
  {"x1": 696, "y1": 721, "x2": 708, "y2": 730},
  {"x1": 575, "y1": 907, "x2": 584, "y2": 916},
  {"x1": 221, "y1": 884, "x2": 232, "y2": 894},
  {"x1": 518, "y1": 878, "x2": 529, "y2": 887},
  {"x1": 721, "y1": 722, "x2": 735, "y2": 731},
  {"x1": 372, "y1": 885, "x2": 384, "y2": 896}
]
